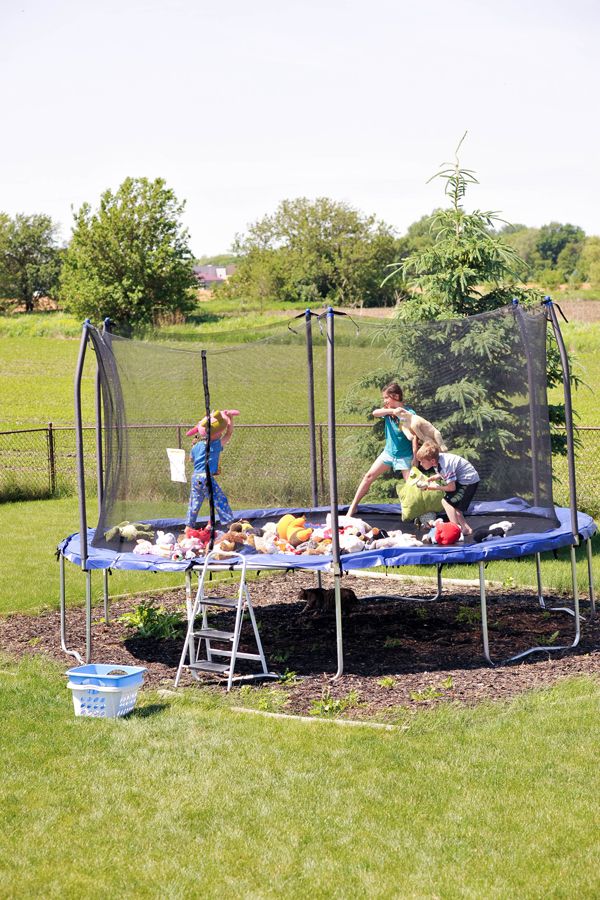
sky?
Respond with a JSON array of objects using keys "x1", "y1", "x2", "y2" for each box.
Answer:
[{"x1": 2, "y1": 0, "x2": 600, "y2": 256}]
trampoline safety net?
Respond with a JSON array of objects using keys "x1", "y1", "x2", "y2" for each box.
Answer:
[{"x1": 88, "y1": 303, "x2": 558, "y2": 548}]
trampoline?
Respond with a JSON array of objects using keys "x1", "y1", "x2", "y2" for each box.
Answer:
[{"x1": 58, "y1": 301, "x2": 597, "y2": 676}]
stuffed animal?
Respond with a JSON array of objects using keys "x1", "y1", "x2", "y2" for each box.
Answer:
[
  {"x1": 275, "y1": 514, "x2": 313, "y2": 546},
  {"x1": 178, "y1": 536, "x2": 204, "y2": 556},
  {"x1": 398, "y1": 413, "x2": 447, "y2": 451},
  {"x1": 422, "y1": 519, "x2": 462, "y2": 545},
  {"x1": 339, "y1": 532, "x2": 366, "y2": 554},
  {"x1": 104, "y1": 521, "x2": 155, "y2": 543},
  {"x1": 186, "y1": 408, "x2": 240, "y2": 439},
  {"x1": 149, "y1": 531, "x2": 177, "y2": 557},
  {"x1": 217, "y1": 529, "x2": 246, "y2": 552},
  {"x1": 472, "y1": 521, "x2": 514, "y2": 543},
  {"x1": 184, "y1": 525, "x2": 212, "y2": 543},
  {"x1": 132, "y1": 539, "x2": 154, "y2": 555}
]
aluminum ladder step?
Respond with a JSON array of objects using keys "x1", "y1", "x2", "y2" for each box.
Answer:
[
  {"x1": 194, "y1": 628, "x2": 235, "y2": 641},
  {"x1": 189, "y1": 660, "x2": 230, "y2": 674},
  {"x1": 198, "y1": 596, "x2": 238, "y2": 609}
]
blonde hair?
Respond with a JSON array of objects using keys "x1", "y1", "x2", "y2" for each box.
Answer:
[{"x1": 416, "y1": 440, "x2": 441, "y2": 463}]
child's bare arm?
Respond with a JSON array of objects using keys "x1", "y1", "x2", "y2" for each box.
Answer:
[
  {"x1": 221, "y1": 420, "x2": 234, "y2": 447},
  {"x1": 372, "y1": 405, "x2": 407, "y2": 418},
  {"x1": 426, "y1": 477, "x2": 455, "y2": 492}
]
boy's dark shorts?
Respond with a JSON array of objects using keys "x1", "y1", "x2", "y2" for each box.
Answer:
[{"x1": 445, "y1": 481, "x2": 479, "y2": 512}]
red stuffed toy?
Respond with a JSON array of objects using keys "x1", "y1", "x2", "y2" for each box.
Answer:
[
  {"x1": 434, "y1": 521, "x2": 462, "y2": 545},
  {"x1": 184, "y1": 525, "x2": 212, "y2": 543}
]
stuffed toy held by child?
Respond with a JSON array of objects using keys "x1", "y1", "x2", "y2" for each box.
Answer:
[
  {"x1": 186, "y1": 408, "x2": 240, "y2": 439},
  {"x1": 399, "y1": 413, "x2": 447, "y2": 452}
]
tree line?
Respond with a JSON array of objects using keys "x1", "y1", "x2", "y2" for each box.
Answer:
[{"x1": 1, "y1": 174, "x2": 599, "y2": 328}]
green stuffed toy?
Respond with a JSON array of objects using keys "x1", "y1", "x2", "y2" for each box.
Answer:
[
  {"x1": 396, "y1": 467, "x2": 444, "y2": 522},
  {"x1": 104, "y1": 521, "x2": 155, "y2": 543}
]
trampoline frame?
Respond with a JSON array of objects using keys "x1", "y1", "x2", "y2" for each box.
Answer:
[{"x1": 59, "y1": 301, "x2": 596, "y2": 675}]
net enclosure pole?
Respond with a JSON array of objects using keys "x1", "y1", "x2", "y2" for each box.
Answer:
[
  {"x1": 95, "y1": 320, "x2": 110, "y2": 513},
  {"x1": 74, "y1": 320, "x2": 91, "y2": 569},
  {"x1": 201, "y1": 350, "x2": 217, "y2": 549},
  {"x1": 326, "y1": 307, "x2": 344, "y2": 679},
  {"x1": 305, "y1": 309, "x2": 322, "y2": 590},
  {"x1": 74, "y1": 319, "x2": 93, "y2": 662},
  {"x1": 544, "y1": 298, "x2": 578, "y2": 540},
  {"x1": 98, "y1": 319, "x2": 110, "y2": 623},
  {"x1": 512, "y1": 300, "x2": 540, "y2": 506},
  {"x1": 305, "y1": 309, "x2": 319, "y2": 508}
]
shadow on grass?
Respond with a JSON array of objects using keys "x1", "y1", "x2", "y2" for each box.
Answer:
[{"x1": 130, "y1": 702, "x2": 169, "y2": 718}]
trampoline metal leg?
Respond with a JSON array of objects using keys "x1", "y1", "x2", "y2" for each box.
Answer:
[
  {"x1": 103, "y1": 569, "x2": 109, "y2": 624},
  {"x1": 59, "y1": 553, "x2": 84, "y2": 665},
  {"x1": 479, "y1": 562, "x2": 493, "y2": 666},
  {"x1": 480, "y1": 546, "x2": 582, "y2": 666},
  {"x1": 85, "y1": 570, "x2": 92, "y2": 664},
  {"x1": 586, "y1": 537, "x2": 596, "y2": 621},
  {"x1": 361, "y1": 564, "x2": 444, "y2": 603},
  {"x1": 535, "y1": 553, "x2": 545, "y2": 608},
  {"x1": 333, "y1": 572, "x2": 344, "y2": 680}
]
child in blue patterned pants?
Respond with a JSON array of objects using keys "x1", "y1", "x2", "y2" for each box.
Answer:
[{"x1": 185, "y1": 412, "x2": 234, "y2": 531}]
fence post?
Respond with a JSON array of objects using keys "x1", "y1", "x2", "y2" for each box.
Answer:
[{"x1": 47, "y1": 422, "x2": 56, "y2": 495}]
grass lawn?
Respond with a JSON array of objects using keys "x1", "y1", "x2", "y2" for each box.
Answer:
[
  {"x1": 1, "y1": 656, "x2": 598, "y2": 897},
  {"x1": 1, "y1": 315, "x2": 598, "y2": 430},
  {"x1": 0, "y1": 497, "x2": 186, "y2": 616}
]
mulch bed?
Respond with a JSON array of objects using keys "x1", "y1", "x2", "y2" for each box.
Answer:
[{"x1": 2, "y1": 570, "x2": 599, "y2": 717}]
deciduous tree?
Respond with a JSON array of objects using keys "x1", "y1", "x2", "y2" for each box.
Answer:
[
  {"x1": 224, "y1": 197, "x2": 403, "y2": 308},
  {"x1": 0, "y1": 213, "x2": 62, "y2": 311},
  {"x1": 60, "y1": 177, "x2": 197, "y2": 328}
]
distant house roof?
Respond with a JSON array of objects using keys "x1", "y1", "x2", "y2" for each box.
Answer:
[{"x1": 193, "y1": 264, "x2": 236, "y2": 283}]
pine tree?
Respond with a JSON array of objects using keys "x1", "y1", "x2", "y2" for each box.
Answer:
[{"x1": 345, "y1": 137, "x2": 575, "y2": 503}]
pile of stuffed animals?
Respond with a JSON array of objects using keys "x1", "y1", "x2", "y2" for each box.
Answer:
[{"x1": 103, "y1": 514, "x2": 515, "y2": 560}]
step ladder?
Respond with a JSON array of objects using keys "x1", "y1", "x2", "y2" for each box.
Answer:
[{"x1": 175, "y1": 551, "x2": 273, "y2": 692}]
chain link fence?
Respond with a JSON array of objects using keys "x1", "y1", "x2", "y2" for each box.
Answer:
[{"x1": 1, "y1": 423, "x2": 599, "y2": 518}]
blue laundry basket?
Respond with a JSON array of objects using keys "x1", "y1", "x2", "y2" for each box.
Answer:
[{"x1": 66, "y1": 665, "x2": 147, "y2": 718}]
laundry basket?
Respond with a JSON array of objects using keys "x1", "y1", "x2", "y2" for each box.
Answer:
[{"x1": 66, "y1": 664, "x2": 147, "y2": 718}]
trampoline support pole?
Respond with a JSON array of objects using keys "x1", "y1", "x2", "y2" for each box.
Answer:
[
  {"x1": 586, "y1": 538, "x2": 596, "y2": 621},
  {"x1": 59, "y1": 553, "x2": 84, "y2": 665},
  {"x1": 480, "y1": 548, "x2": 582, "y2": 665},
  {"x1": 535, "y1": 553, "x2": 544, "y2": 607},
  {"x1": 571, "y1": 544, "x2": 581, "y2": 644},
  {"x1": 479, "y1": 562, "x2": 492, "y2": 665},
  {"x1": 360, "y1": 564, "x2": 444, "y2": 603},
  {"x1": 103, "y1": 570, "x2": 109, "y2": 624},
  {"x1": 85, "y1": 570, "x2": 92, "y2": 664}
]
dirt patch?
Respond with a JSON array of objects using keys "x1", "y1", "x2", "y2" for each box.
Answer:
[{"x1": 2, "y1": 571, "x2": 598, "y2": 717}]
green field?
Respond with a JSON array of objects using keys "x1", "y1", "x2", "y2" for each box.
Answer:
[{"x1": 1, "y1": 312, "x2": 597, "y2": 431}]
